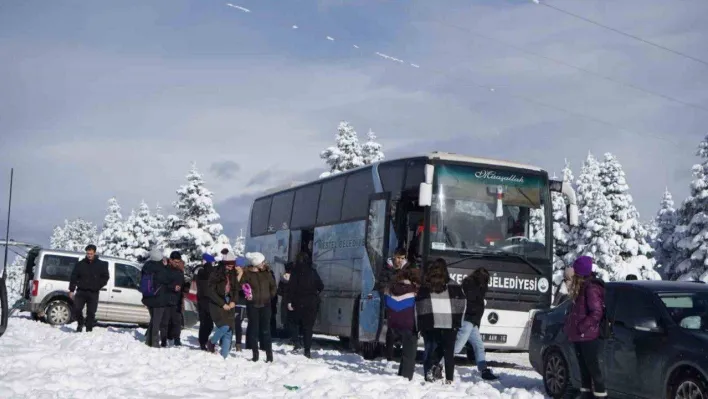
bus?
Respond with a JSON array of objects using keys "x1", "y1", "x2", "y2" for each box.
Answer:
[{"x1": 245, "y1": 152, "x2": 578, "y2": 359}]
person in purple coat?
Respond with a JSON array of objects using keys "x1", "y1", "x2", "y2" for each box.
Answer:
[{"x1": 563, "y1": 256, "x2": 607, "y2": 399}]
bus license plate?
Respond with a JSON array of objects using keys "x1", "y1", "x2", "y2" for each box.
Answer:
[{"x1": 481, "y1": 334, "x2": 507, "y2": 343}]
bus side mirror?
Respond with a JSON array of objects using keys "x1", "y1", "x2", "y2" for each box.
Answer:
[{"x1": 419, "y1": 164, "x2": 434, "y2": 207}]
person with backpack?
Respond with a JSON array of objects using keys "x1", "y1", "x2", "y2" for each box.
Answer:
[
  {"x1": 68, "y1": 244, "x2": 110, "y2": 333},
  {"x1": 194, "y1": 253, "x2": 216, "y2": 350},
  {"x1": 416, "y1": 258, "x2": 466, "y2": 384},
  {"x1": 141, "y1": 248, "x2": 183, "y2": 348},
  {"x1": 563, "y1": 256, "x2": 607, "y2": 399},
  {"x1": 205, "y1": 251, "x2": 240, "y2": 359},
  {"x1": 449, "y1": 267, "x2": 497, "y2": 380},
  {"x1": 239, "y1": 252, "x2": 277, "y2": 363},
  {"x1": 384, "y1": 268, "x2": 419, "y2": 380},
  {"x1": 286, "y1": 252, "x2": 324, "y2": 358}
]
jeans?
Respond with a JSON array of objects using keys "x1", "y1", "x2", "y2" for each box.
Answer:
[
  {"x1": 198, "y1": 300, "x2": 213, "y2": 348},
  {"x1": 423, "y1": 329, "x2": 457, "y2": 381},
  {"x1": 393, "y1": 329, "x2": 417, "y2": 380},
  {"x1": 211, "y1": 325, "x2": 233, "y2": 359},
  {"x1": 453, "y1": 321, "x2": 487, "y2": 371},
  {"x1": 575, "y1": 340, "x2": 606, "y2": 395},
  {"x1": 247, "y1": 305, "x2": 273, "y2": 361},
  {"x1": 73, "y1": 290, "x2": 99, "y2": 331},
  {"x1": 146, "y1": 307, "x2": 170, "y2": 348}
]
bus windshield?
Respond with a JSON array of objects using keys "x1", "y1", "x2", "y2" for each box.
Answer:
[{"x1": 429, "y1": 163, "x2": 549, "y2": 259}]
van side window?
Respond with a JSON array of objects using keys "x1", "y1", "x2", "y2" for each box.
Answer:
[
  {"x1": 115, "y1": 263, "x2": 141, "y2": 289},
  {"x1": 40, "y1": 255, "x2": 79, "y2": 281}
]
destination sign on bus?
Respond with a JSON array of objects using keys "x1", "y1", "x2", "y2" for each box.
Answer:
[{"x1": 449, "y1": 272, "x2": 549, "y2": 293}]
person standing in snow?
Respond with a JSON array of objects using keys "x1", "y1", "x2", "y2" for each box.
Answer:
[
  {"x1": 286, "y1": 252, "x2": 324, "y2": 358},
  {"x1": 372, "y1": 248, "x2": 418, "y2": 361},
  {"x1": 563, "y1": 256, "x2": 607, "y2": 399},
  {"x1": 384, "y1": 268, "x2": 420, "y2": 380},
  {"x1": 68, "y1": 244, "x2": 110, "y2": 333},
  {"x1": 162, "y1": 251, "x2": 187, "y2": 347},
  {"x1": 194, "y1": 253, "x2": 216, "y2": 350},
  {"x1": 278, "y1": 261, "x2": 298, "y2": 349},
  {"x1": 447, "y1": 268, "x2": 497, "y2": 380},
  {"x1": 416, "y1": 258, "x2": 466, "y2": 384},
  {"x1": 205, "y1": 252, "x2": 240, "y2": 359},
  {"x1": 141, "y1": 248, "x2": 183, "y2": 348},
  {"x1": 232, "y1": 256, "x2": 247, "y2": 352},
  {"x1": 239, "y1": 252, "x2": 277, "y2": 362}
]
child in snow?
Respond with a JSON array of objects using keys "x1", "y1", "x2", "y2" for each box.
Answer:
[
  {"x1": 563, "y1": 256, "x2": 607, "y2": 399},
  {"x1": 384, "y1": 268, "x2": 420, "y2": 380}
]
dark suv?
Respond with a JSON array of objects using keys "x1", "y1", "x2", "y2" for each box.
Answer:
[{"x1": 529, "y1": 281, "x2": 708, "y2": 399}]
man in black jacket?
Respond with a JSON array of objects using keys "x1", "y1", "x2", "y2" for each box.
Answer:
[
  {"x1": 286, "y1": 252, "x2": 324, "y2": 358},
  {"x1": 194, "y1": 253, "x2": 215, "y2": 350},
  {"x1": 69, "y1": 244, "x2": 110, "y2": 333}
]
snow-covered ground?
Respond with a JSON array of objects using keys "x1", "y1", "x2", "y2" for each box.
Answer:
[{"x1": 0, "y1": 316, "x2": 546, "y2": 398}]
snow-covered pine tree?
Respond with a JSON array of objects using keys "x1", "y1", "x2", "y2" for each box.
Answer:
[
  {"x1": 570, "y1": 153, "x2": 619, "y2": 279},
  {"x1": 666, "y1": 135, "x2": 708, "y2": 281},
  {"x1": 233, "y1": 229, "x2": 245, "y2": 257},
  {"x1": 598, "y1": 153, "x2": 658, "y2": 280},
  {"x1": 166, "y1": 164, "x2": 224, "y2": 268},
  {"x1": 551, "y1": 161, "x2": 574, "y2": 295},
  {"x1": 6, "y1": 255, "x2": 25, "y2": 307},
  {"x1": 124, "y1": 201, "x2": 156, "y2": 261},
  {"x1": 50, "y1": 218, "x2": 99, "y2": 252},
  {"x1": 529, "y1": 209, "x2": 545, "y2": 242},
  {"x1": 653, "y1": 189, "x2": 677, "y2": 273},
  {"x1": 151, "y1": 203, "x2": 168, "y2": 247},
  {"x1": 320, "y1": 121, "x2": 364, "y2": 178},
  {"x1": 361, "y1": 129, "x2": 384, "y2": 165},
  {"x1": 97, "y1": 197, "x2": 124, "y2": 256}
]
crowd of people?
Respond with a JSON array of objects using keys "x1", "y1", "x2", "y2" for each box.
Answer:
[{"x1": 66, "y1": 243, "x2": 608, "y2": 394}]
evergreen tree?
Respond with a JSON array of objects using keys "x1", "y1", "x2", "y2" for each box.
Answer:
[
  {"x1": 97, "y1": 197, "x2": 125, "y2": 256},
  {"x1": 598, "y1": 153, "x2": 657, "y2": 280},
  {"x1": 124, "y1": 201, "x2": 156, "y2": 261},
  {"x1": 50, "y1": 218, "x2": 99, "y2": 252},
  {"x1": 151, "y1": 202, "x2": 168, "y2": 247},
  {"x1": 320, "y1": 121, "x2": 364, "y2": 177},
  {"x1": 571, "y1": 153, "x2": 619, "y2": 278},
  {"x1": 653, "y1": 189, "x2": 677, "y2": 272},
  {"x1": 6, "y1": 255, "x2": 25, "y2": 307},
  {"x1": 209, "y1": 234, "x2": 233, "y2": 259},
  {"x1": 551, "y1": 161, "x2": 574, "y2": 294},
  {"x1": 529, "y1": 209, "x2": 545, "y2": 242},
  {"x1": 233, "y1": 229, "x2": 245, "y2": 257},
  {"x1": 166, "y1": 164, "x2": 224, "y2": 267},
  {"x1": 361, "y1": 129, "x2": 385, "y2": 165},
  {"x1": 667, "y1": 135, "x2": 708, "y2": 281}
]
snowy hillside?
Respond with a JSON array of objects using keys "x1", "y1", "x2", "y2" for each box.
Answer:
[{"x1": 0, "y1": 316, "x2": 545, "y2": 398}]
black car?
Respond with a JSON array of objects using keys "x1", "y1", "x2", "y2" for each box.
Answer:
[{"x1": 529, "y1": 281, "x2": 708, "y2": 399}]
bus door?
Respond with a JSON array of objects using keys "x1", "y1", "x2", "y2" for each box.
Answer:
[{"x1": 360, "y1": 193, "x2": 391, "y2": 343}]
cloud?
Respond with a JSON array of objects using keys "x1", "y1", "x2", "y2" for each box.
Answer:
[
  {"x1": 210, "y1": 161, "x2": 241, "y2": 180},
  {"x1": 246, "y1": 169, "x2": 273, "y2": 187}
]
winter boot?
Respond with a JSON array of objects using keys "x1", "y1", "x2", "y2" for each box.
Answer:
[
  {"x1": 161, "y1": 338, "x2": 167, "y2": 348},
  {"x1": 173, "y1": 339, "x2": 182, "y2": 347},
  {"x1": 266, "y1": 350, "x2": 274, "y2": 363},
  {"x1": 76, "y1": 325, "x2": 83, "y2": 333},
  {"x1": 433, "y1": 364, "x2": 443, "y2": 381},
  {"x1": 304, "y1": 349, "x2": 311, "y2": 359},
  {"x1": 206, "y1": 341, "x2": 216, "y2": 353},
  {"x1": 444, "y1": 380, "x2": 453, "y2": 385},
  {"x1": 235, "y1": 344, "x2": 242, "y2": 352},
  {"x1": 481, "y1": 368, "x2": 498, "y2": 381}
]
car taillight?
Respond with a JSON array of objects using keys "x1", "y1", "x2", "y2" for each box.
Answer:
[{"x1": 31, "y1": 280, "x2": 39, "y2": 297}]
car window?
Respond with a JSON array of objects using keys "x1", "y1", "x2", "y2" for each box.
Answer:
[
  {"x1": 40, "y1": 255, "x2": 79, "y2": 281},
  {"x1": 612, "y1": 288, "x2": 657, "y2": 327},
  {"x1": 659, "y1": 293, "x2": 708, "y2": 331},
  {"x1": 115, "y1": 263, "x2": 141, "y2": 289}
]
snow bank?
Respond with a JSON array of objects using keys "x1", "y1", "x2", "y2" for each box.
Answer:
[{"x1": 0, "y1": 317, "x2": 546, "y2": 398}]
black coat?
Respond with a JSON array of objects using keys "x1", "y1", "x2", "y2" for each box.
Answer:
[
  {"x1": 141, "y1": 261, "x2": 184, "y2": 308},
  {"x1": 69, "y1": 257, "x2": 110, "y2": 293},
  {"x1": 240, "y1": 268, "x2": 276, "y2": 308},
  {"x1": 287, "y1": 263, "x2": 324, "y2": 313},
  {"x1": 194, "y1": 262, "x2": 215, "y2": 303},
  {"x1": 207, "y1": 265, "x2": 240, "y2": 330},
  {"x1": 462, "y1": 276, "x2": 488, "y2": 327}
]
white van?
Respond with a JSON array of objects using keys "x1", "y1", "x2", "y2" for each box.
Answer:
[{"x1": 20, "y1": 247, "x2": 197, "y2": 328}]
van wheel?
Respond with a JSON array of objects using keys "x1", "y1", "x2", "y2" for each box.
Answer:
[
  {"x1": 45, "y1": 300, "x2": 72, "y2": 326},
  {"x1": 672, "y1": 375, "x2": 707, "y2": 399},
  {"x1": 543, "y1": 349, "x2": 570, "y2": 399}
]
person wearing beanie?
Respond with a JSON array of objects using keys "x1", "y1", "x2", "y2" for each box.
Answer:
[
  {"x1": 194, "y1": 252, "x2": 217, "y2": 350},
  {"x1": 141, "y1": 247, "x2": 182, "y2": 348},
  {"x1": 165, "y1": 253, "x2": 188, "y2": 347},
  {"x1": 205, "y1": 251, "x2": 240, "y2": 359},
  {"x1": 563, "y1": 256, "x2": 607, "y2": 399},
  {"x1": 238, "y1": 252, "x2": 276, "y2": 362}
]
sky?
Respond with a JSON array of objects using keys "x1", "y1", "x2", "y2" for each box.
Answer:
[{"x1": 1, "y1": 0, "x2": 707, "y2": 247}]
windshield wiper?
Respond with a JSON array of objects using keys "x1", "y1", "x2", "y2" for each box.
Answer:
[
  {"x1": 487, "y1": 250, "x2": 544, "y2": 275},
  {"x1": 445, "y1": 250, "x2": 487, "y2": 267}
]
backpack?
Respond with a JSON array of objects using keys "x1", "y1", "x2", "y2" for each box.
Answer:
[{"x1": 140, "y1": 271, "x2": 161, "y2": 297}]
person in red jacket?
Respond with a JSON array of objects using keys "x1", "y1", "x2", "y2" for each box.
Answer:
[{"x1": 563, "y1": 256, "x2": 606, "y2": 399}]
